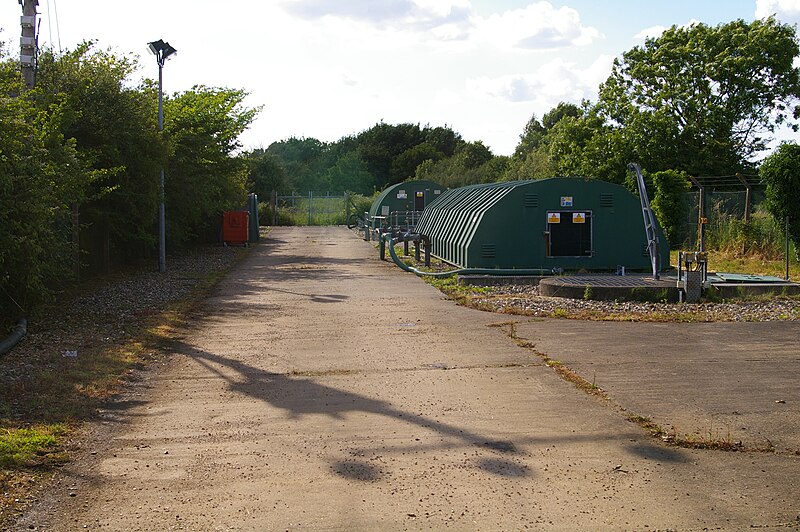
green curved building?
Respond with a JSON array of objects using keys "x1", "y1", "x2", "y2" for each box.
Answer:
[
  {"x1": 415, "y1": 178, "x2": 669, "y2": 271},
  {"x1": 368, "y1": 179, "x2": 445, "y2": 230}
]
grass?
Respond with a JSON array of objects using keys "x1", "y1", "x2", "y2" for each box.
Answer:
[
  {"x1": 672, "y1": 245, "x2": 799, "y2": 281},
  {"x1": 0, "y1": 426, "x2": 68, "y2": 468}
]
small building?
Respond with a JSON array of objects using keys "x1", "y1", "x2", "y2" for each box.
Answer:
[
  {"x1": 368, "y1": 179, "x2": 445, "y2": 230},
  {"x1": 415, "y1": 178, "x2": 669, "y2": 271}
]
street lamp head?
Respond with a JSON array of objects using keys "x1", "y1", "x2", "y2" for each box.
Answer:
[
  {"x1": 148, "y1": 39, "x2": 177, "y2": 66},
  {"x1": 162, "y1": 42, "x2": 177, "y2": 60},
  {"x1": 148, "y1": 39, "x2": 164, "y2": 56}
]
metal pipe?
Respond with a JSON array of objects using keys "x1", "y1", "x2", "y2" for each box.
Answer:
[
  {"x1": 384, "y1": 234, "x2": 553, "y2": 278},
  {"x1": 0, "y1": 318, "x2": 27, "y2": 356}
]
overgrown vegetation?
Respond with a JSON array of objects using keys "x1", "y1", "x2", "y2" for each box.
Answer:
[{"x1": 0, "y1": 41, "x2": 259, "y2": 328}]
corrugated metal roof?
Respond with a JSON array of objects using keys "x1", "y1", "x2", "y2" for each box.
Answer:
[{"x1": 417, "y1": 180, "x2": 535, "y2": 267}]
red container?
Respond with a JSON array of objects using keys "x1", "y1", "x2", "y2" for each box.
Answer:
[{"x1": 222, "y1": 211, "x2": 249, "y2": 246}]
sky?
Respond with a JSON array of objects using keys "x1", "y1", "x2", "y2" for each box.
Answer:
[{"x1": 1, "y1": 0, "x2": 799, "y2": 156}]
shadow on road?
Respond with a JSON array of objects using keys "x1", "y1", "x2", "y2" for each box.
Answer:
[{"x1": 167, "y1": 340, "x2": 686, "y2": 481}]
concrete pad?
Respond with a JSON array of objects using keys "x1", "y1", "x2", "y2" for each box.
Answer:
[{"x1": 515, "y1": 318, "x2": 800, "y2": 453}]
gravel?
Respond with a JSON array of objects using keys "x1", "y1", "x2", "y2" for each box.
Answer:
[
  {"x1": 2, "y1": 246, "x2": 244, "y2": 378},
  {"x1": 468, "y1": 283, "x2": 800, "y2": 322}
]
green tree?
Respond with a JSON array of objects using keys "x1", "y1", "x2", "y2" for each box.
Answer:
[
  {"x1": 323, "y1": 152, "x2": 374, "y2": 194},
  {"x1": 0, "y1": 51, "x2": 84, "y2": 322},
  {"x1": 650, "y1": 169, "x2": 691, "y2": 246},
  {"x1": 356, "y1": 122, "x2": 425, "y2": 187},
  {"x1": 246, "y1": 149, "x2": 287, "y2": 199},
  {"x1": 266, "y1": 137, "x2": 329, "y2": 191},
  {"x1": 598, "y1": 17, "x2": 800, "y2": 175},
  {"x1": 422, "y1": 125, "x2": 463, "y2": 157},
  {"x1": 509, "y1": 102, "x2": 585, "y2": 180},
  {"x1": 34, "y1": 43, "x2": 163, "y2": 270},
  {"x1": 390, "y1": 143, "x2": 445, "y2": 182},
  {"x1": 759, "y1": 142, "x2": 800, "y2": 258},
  {"x1": 164, "y1": 86, "x2": 259, "y2": 246}
]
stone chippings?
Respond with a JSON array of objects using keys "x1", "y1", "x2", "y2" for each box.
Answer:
[
  {"x1": 469, "y1": 284, "x2": 800, "y2": 322},
  {"x1": 2, "y1": 246, "x2": 240, "y2": 380}
]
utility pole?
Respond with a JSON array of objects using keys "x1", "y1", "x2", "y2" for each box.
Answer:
[{"x1": 18, "y1": 0, "x2": 39, "y2": 89}]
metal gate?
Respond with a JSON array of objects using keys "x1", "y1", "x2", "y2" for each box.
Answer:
[{"x1": 270, "y1": 191, "x2": 350, "y2": 226}]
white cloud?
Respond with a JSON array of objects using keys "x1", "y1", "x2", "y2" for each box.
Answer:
[
  {"x1": 281, "y1": 0, "x2": 474, "y2": 36},
  {"x1": 466, "y1": 55, "x2": 614, "y2": 106},
  {"x1": 475, "y1": 1, "x2": 601, "y2": 49},
  {"x1": 755, "y1": 0, "x2": 800, "y2": 23},
  {"x1": 633, "y1": 25, "x2": 666, "y2": 41},
  {"x1": 632, "y1": 19, "x2": 702, "y2": 43},
  {"x1": 281, "y1": 1, "x2": 600, "y2": 49}
]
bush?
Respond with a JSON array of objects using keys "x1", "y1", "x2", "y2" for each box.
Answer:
[{"x1": 651, "y1": 169, "x2": 691, "y2": 247}]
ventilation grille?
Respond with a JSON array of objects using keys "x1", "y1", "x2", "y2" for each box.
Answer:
[
  {"x1": 481, "y1": 244, "x2": 497, "y2": 259},
  {"x1": 523, "y1": 193, "x2": 539, "y2": 208},
  {"x1": 600, "y1": 193, "x2": 614, "y2": 207}
]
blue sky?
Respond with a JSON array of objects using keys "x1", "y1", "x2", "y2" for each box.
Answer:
[{"x1": 1, "y1": 1, "x2": 798, "y2": 155}]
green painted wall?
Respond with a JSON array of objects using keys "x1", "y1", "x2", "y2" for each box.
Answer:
[
  {"x1": 368, "y1": 180, "x2": 446, "y2": 220},
  {"x1": 416, "y1": 178, "x2": 670, "y2": 271}
]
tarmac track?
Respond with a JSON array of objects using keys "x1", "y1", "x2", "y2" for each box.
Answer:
[{"x1": 17, "y1": 226, "x2": 800, "y2": 530}]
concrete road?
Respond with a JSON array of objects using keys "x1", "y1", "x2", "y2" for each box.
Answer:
[
  {"x1": 515, "y1": 319, "x2": 800, "y2": 453},
  {"x1": 18, "y1": 226, "x2": 800, "y2": 530}
]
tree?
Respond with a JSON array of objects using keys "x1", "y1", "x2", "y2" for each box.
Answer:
[
  {"x1": 759, "y1": 142, "x2": 800, "y2": 258},
  {"x1": 454, "y1": 141, "x2": 493, "y2": 170},
  {"x1": 650, "y1": 170, "x2": 691, "y2": 246},
  {"x1": 164, "y1": 86, "x2": 259, "y2": 246},
  {"x1": 34, "y1": 43, "x2": 164, "y2": 270},
  {"x1": 390, "y1": 143, "x2": 445, "y2": 182},
  {"x1": 323, "y1": 152, "x2": 374, "y2": 194},
  {"x1": 356, "y1": 123, "x2": 425, "y2": 187},
  {"x1": 598, "y1": 17, "x2": 800, "y2": 175},
  {"x1": 423, "y1": 125, "x2": 463, "y2": 157},
  {"x1": 246, "y1": 149, "x2": 287, "y2": 199},
  {"x1": 266, "y1": 137, "x2": 330, "y2": 191},
  {"x1": 509, "y1": 102, "x2": 586, "y2": 180},
  {"x1": 0, "y1": 50, "x2": 85, "y2": 322}
]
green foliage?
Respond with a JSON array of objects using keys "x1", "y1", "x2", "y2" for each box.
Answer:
[
  {"x1": 705, "y1": 208, "x2": 787, "y2": 258},
  {"x1": 598, "y1": 17, "x2": 800, "y2": 175},
  {"x1": 759, "y1": 142, "x2": 800, "y2": 257},
  {"x1": 0, "y1": 41, "x2": 259, "y2": 327},
  {"x1": 164, "y1": 86, "x2": 259, "y2": 247},
  {"x1": 34, "y1": 44, "x2": 164, "y2": 269},
  {"x1": 390, "y1": 143, "x2": 445, "y2": 182},
  {"x1": 0, "y1": 51, "x2": 85, "y2": 322},
  {"x1": 651, "y1": 170, "x2": 691, "y2": 246},
  {"x1": 323, "y1": 152, "x2": 374, "y2": 194},
  {"x1": 247, "y1": 150, "x2": 287, "y2": 200},
  {"x1": 0, "y1": 425, "x2": 65, "y2": 468}
]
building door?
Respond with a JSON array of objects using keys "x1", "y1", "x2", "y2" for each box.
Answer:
[
  {"x1": 414, "y1": 191, "x2": 425, "y2": 211},
  {"x1": 547, "y1": 211, "x2": 592, "y2": 257}
]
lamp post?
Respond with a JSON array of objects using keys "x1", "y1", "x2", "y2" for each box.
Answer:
[{"x1": 148, "y1": 39, "x2": 177, "y2": 273}]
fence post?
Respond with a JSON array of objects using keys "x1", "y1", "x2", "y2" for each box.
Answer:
[
  {"x1": 787, "y1": 216, "x2": 791, "y2": 281},
  {"x1": 309, "y1": 191, "x2": 313, "y2": 225},
  {"x1": 272, "y1": 190, "x2": 277, "y2": 226}
]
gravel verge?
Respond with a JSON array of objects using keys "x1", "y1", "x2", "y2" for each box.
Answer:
[{"x1": 467, "y1": 283, "x2": 800, "y2": 322}]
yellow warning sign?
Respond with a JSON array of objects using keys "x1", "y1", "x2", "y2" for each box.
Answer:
[
  {"x1": 573, "y1": 212, "x2": 586, "y2": 224},
  {"x1": 547, "y1": 212, "x2": 561, "y2": 223}
]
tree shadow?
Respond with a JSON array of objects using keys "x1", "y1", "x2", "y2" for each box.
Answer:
[{"x1": 169, "y1": 341, "x2": 686, "y2": 481}]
